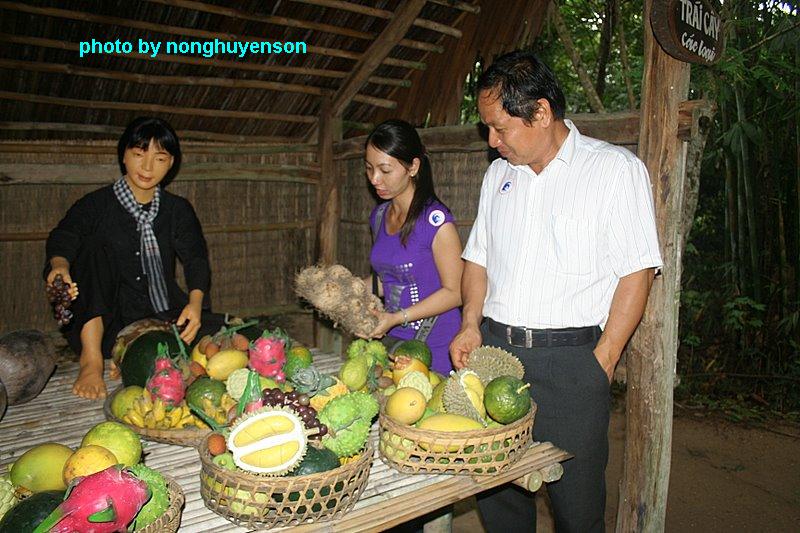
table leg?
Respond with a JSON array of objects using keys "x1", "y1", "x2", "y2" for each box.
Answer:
[{"x1": 422, "y1": 511, "x2": 453, "y2": 533}]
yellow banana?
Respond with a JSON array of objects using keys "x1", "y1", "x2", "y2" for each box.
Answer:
[
  {"x1": 141, "y1": 392, "x2": 153, "y2": 412},
  {"x1": 143, "y1": 411, "x2": 156, "y2": 429},
  {"x1": 168, "y1": 407, "x2": 183, "y2": 427},
  {"x1": 134, "y1": 398, "x2": 147, "y2": 417},
  {"x1": 127, "y1": 410, "x2": 145, "y2": 427},
  {"x1": 152, "y1": 398, "x2": 166, "y2": 422}
]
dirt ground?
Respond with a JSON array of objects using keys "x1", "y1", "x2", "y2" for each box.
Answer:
[{"x1": 451, "y1": 407, "x2": 800, "y2": 532}]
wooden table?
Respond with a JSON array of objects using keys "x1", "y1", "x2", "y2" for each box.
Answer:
[{"x1": 0, "y1": 352, "x2": 570, "y2": 532}]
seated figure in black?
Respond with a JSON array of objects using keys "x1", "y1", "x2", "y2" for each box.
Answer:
[{"x1": 45, "y1": 117, "x2": 224, "y2": 399}]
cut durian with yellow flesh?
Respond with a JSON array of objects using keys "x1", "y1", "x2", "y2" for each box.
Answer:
[
  {"x1": 227, "y1": 406, "x2": 308, "y2": 475},
  {"x1": 466, "y1": 346, "x2": 525, "y2": 386},
  {"x1": 442, "y1": 369, "x2": 487, "y2": 425}
]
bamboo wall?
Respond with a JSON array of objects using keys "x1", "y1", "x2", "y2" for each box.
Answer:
[
  {"x1": 1, "y1": 110, "x2": 686, "y2": 335},
  {"x1": 0, "y1": 142, "x2": 317, "y2": 332}
]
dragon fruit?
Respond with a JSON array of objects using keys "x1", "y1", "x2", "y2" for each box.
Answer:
[
  {"x1": 249, "y1": 336, "x2": 287, "y2": 382},
  {"x1": 146, "y1": 352, "x2": 186, "y2": 408},
  {"x1": 33, "y1": 465, "x2": 150, "y2": 533}
]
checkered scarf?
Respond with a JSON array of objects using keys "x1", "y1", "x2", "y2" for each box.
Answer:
[{"x1": 113, "y1": 177, "x2": 170, "y2": 312}]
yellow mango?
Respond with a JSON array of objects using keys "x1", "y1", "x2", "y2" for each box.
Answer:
[{"x1": 205, "y1": 349, "x2": 248, "y2": 380}]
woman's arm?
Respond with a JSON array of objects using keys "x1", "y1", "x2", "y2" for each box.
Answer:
[{"x1": 366, "y1": 222, "x2": 463, "y2": 337}]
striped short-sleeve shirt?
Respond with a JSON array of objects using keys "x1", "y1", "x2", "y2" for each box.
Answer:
[{"x1": 462, "y1": 119, "x2": 662, "y2": 329}]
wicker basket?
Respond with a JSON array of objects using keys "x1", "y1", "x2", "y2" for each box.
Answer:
[
  {"x1": 103, "y1": 386, "x2": 211, "y2": 447},
  {"x1": 379, "y1": 402, "x2": 536, "y2": 475},
  {"x1": 138, "y1": 476, "x2": 185, "y2": 533},
  {"x1": 198, "y1": 439, "x2": 373, "y2": 529}
]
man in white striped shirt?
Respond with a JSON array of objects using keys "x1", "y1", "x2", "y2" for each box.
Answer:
[{"x1": 450, "y1": 51, "x2": 662, "y2": 532}]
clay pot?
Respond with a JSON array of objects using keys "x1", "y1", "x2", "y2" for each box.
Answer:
[{"x1": 0, "y1": 330, "x2": 57, "y2": 405}]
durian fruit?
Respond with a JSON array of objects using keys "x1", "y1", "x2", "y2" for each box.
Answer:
[
  {"x1": 226, "y1": 406, "x2": 309, "y2": 475},
  {"x1": 466, "y1": 346, "x2": 525, "y2": 386},
  {"x1": 442, "y1": 369, "x2": 487, "y2": 425}
]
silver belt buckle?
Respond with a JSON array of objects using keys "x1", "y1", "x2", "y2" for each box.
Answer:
[{"x1": 506, "y1": 326, "x2": 534, "y2": 348}]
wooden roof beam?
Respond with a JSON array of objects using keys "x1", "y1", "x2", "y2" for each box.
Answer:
[
  {"x1": 0, "y1": 122, "x2": 303, "y2": 144},
  {"x1": 0, "y1": 33, "x2": 411, "y2": 88},
  {"x1": 0, "y1": 2, "x2": 423, "y2": 70},
  {"x1": 0, "y1": 91, "x2": 317, "y2": 123},
  {"x1": 288, "y1": 0, "x2": 463, "y2": 38},
  {"x1": 427, "y1": 0, "x2": 480, "y2": 13},
  {"x1": 331, "y1": 0, "x2": 427, "y2": 118},
  {"x1": 145, "y1": 0, "x2": 445, "y2": 54},
  {"x1": 0, "y1": 58, "x2": 398, "y2": 109}
]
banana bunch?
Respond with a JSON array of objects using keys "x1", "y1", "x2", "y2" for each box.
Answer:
[
  {"x1": 122, "y1": 391, "x2": 201, "y2": 429},
  {"x1": 198, "y1": 395, "x2": 236, "y2": 426}
]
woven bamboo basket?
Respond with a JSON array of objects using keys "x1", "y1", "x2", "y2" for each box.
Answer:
[
  {"x1": 379, "y1": 401, "x2": 536, "y2": 475},
  {"x1": 198, "y1": 439, "x2": 373, "y2": 529},
  {"x1": 138, "y1": 476, "x2": 185, "y2": 533},
  {"x1": 103, "y1": 386, "x2": 211, "y2": 447}
]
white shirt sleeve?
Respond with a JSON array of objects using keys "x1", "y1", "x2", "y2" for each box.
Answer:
[
  {"x1": 462, "y1": 167, "x2": 492, "y2": 267},
  {"x1": 606, "y1": 157, "x2": 663, "y2": 278}
]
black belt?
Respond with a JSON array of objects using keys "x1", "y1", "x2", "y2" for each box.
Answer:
[{"x1": 486, "y1": 318, "x2": 600, "y2": 349}]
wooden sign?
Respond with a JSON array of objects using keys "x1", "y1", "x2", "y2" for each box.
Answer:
[{"x1": 651, "y1": 0, "x2": 724, "y2": 65}]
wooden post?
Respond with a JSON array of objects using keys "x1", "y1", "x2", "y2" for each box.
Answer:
[
  {"x1": 616, "y1": 1, "x2": 690, "y2": 530},
  {"x1": 314, "y1": 98, "x2": 344, "y2": 353}
]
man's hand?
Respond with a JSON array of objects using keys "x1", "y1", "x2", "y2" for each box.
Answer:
[
  {"x1": 593, "y1": 342, "x2": 617, "y2": 383},
  {"x1": 449, "y1": 325, "x2": 482, "y2": 369}
]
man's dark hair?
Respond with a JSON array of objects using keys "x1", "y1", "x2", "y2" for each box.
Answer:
[
  {"x1": 117, "y1": 117, "x2": 182, "y2": 187},
  {"x1": 477, "y1": 50, "x2": 566, "y2": 122}
]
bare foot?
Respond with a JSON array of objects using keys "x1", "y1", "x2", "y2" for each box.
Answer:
[
  {"x1": 73, "y1": 362, "x2": 107, "y2": 399},
  {"x1": 109, "y1": 360, "x2": 121, "y2": 380}
]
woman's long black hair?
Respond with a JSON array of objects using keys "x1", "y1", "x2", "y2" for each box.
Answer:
[
  {"x1": 365, "y1": 119, "x2": 444, "y2": 246},
  {"x1": 117, "y1": 116, "x2": 182, "y2": 187}
]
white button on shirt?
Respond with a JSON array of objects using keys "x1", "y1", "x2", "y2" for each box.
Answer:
[{"x1": 462, "y1": 120, "x2": 663, "y2": 329}]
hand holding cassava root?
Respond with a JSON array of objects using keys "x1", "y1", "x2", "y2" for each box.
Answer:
[{"x1": 295, "y1": 265, "x2": 383, "y2": 337}]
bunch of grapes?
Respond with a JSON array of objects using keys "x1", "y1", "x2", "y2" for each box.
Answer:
[
  {"x1": 46, "y1": 274, "x2": 74, "y2": 326},
  {"x1": 261, "y1": 388, "x2": 328, "y2": 440}
]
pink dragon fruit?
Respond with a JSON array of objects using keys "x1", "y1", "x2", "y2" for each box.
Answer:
[
  {"x1": 249, "y1": 336, "x2": 286, "y2": 382},
  {"x1": 33, "y1": 465, "x2": 150, "y2": 533},
  {"x1": 146, "y1": 355, "x2": 186, "y2": 408}
]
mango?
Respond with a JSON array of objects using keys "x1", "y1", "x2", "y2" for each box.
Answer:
[
  {"x1": 206, "y1": 349, "x2": 249, "y2": 381},
  {"x1": 10, "y1": 442, "x2": 73, "y2": 492}
]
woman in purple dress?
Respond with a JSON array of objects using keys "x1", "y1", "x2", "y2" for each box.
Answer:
[{"x1": 364, "y1": 120, "x2": 463, "y2": 375}]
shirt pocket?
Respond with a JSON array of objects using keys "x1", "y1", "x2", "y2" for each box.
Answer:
[{"x1": 546, "y1": 215, "x2": 597, "y2": 276}]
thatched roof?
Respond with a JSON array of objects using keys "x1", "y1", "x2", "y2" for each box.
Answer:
[{"x1": 0, "y1": 0, "x2": 548, "y2": 143}]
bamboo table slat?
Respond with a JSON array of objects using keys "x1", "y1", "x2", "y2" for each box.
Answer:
[{"x1": 0, "y1": 351, "x2": 570, "y2": 532}]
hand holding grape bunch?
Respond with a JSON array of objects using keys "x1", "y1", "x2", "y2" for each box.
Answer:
[{"x1": 46, "y1": 274, "x2": 76, "y2": 326}]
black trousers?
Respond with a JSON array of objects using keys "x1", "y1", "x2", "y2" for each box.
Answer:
[
  {"x1": 476, "y1": 320, "x2": 610, "y2": 533},
  {"x1": 62, "y1": 236, "x2": 224, "y2": 358}
]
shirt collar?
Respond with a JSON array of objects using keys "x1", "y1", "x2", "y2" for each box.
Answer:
[{"x1": 505, "y1": 118, "x2": 581, "y2": 175}]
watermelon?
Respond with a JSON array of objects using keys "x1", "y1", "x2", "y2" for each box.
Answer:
[
  {"x1": 119, "y1": 331, "x2": 181, "y2": 388},
  {"x1": 392, "y1": 340, "x2": 432, "y2": 369},
  {"x1": 0, "y1": 490, "x2": 64, "y2": 531}
]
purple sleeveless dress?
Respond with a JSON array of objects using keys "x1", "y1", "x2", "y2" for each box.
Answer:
[{"x1": 369, "y1": 200, "x2": 461, "y2": 375}]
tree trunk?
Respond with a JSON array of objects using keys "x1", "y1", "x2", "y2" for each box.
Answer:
[
  {"x1": 595, "y1": 0, "x2": 615, "y2": 99},
  {"x1": 615, "y1": 0, "x2": 690, "y2": 529},
  {"x1": 550, "y1": 1, "x2": 606, "y2": 113},
  {"x1": 734, "y1": 84, "x2": 761, "y2": 301},
  {"x1": 613, "y1": 0, "x2": 636, "y2": 110}
]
